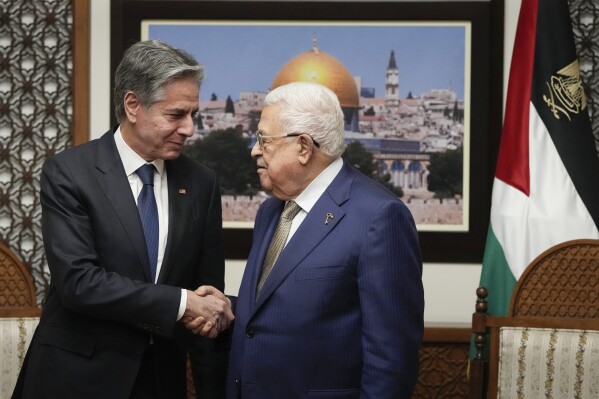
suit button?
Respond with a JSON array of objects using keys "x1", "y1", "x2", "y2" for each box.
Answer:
[{"x1": 246, "y1": 328, "x2": 254, "y2": 338}]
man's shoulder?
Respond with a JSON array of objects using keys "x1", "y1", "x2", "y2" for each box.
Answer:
[
  {"x1": 47, "y1": 136, "x2": 102, "y2": 165},
  {"x1": 170, "y1": 153, "x2": 217, "y2": 179},
  {"x1": 341, "y1": 167, "x2": 413, "y2": 220},
  {"x1": 346, "y1": 165, "x2": 400, "y2": 201}
]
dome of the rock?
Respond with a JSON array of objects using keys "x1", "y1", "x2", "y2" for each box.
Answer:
[{"x1": 271, "y1": 45, "x2": 359, "y2": 109}]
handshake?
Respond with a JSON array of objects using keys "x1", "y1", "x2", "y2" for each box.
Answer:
[{"x1": 181, "y1": 285, "x2": 235, "y2": 338}]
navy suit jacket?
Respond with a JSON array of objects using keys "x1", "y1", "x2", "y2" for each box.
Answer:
[
  {"x1": 227, "y1": 161, "x2": 424, "y2": 399},
  {"x1": 14, "y1": 129, "x2": 225, "y2": 399}
]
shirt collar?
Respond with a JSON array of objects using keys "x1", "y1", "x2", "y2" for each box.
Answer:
[
  {"x1": 114, "y1": 126, "x2": 165, "y2": 177},
  {"x1": 294, "y1": 157, "x2": 343, "y2": 213}
]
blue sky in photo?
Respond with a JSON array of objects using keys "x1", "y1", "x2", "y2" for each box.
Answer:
[{"x1": 146, "y1": 22, "x2": 466, "y2": 102}]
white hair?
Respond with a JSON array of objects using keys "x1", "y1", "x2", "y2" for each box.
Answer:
[{"x1": 263, "y1": 82, "x2": 345, "y2": 158}]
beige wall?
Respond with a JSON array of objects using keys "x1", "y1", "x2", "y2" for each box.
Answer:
[{"x1": 90, "y1": 0, "x2": 522, "y2": 323}]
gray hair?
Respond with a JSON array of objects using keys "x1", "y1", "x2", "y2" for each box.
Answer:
[
  {"x1": 114, "y1": 40, "x2": 205, "y2": 121},
  {"x1": 263, "y1": 82, "x2": 345, "y2": 158}
]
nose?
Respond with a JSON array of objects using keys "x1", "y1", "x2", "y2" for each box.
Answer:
[
  {"x1": 250, "y1": 140, "x2": 262, "y2": 158},
  {"x1": 178, "y1": 114, "x2": 195, "y2": 137}
]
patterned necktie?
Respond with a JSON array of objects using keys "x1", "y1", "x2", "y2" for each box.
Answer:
[
  {"x1": 256, "y1": 201, "x2": 302, "y2": 297},
  {"x1": 136, "y1": 164, "x2": 159, "y2": 282}
]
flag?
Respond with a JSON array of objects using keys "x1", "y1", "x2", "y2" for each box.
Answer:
[{"x1": 479, "y1": 0, "x2": 599, "y2": 319}]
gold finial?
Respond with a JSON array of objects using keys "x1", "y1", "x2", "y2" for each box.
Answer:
[{"x1": 312, "y1": 33, "x2": 319, "y2": 53}]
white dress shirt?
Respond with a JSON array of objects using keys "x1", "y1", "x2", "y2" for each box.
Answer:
[
  {"x1": 286, "y1": 157, "x2": 343, "y2": 245},
  {"x1": 114, "y1": 127, "x2": 186, "y2": 320}
]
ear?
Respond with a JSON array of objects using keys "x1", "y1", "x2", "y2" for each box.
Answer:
[
  {"x1": 123, "y1": 91, "x2": 140, "y2": 123},
  {"x1": 298, "y1": 134, "x2": 314, "y2": 165}
]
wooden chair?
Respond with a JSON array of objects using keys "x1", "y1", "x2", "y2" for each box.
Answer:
[
  {"x1": 0, "y1": 242, "x2": 40, "y2": 317},
  {"x1": 0, "y1": 242, "x2": 41, "y2": 397},
  {"x1": 469, "y1": 239, "x2": 599, "y2": 398}
]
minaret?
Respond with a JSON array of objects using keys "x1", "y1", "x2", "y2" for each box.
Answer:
[{"x1": 385, "y1": 50, "x2": 400, "y2": 107}]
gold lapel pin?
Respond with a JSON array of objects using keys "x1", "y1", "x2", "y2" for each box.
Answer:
[{"x1": 325, "y1": 213, "x2": 334, "y2": 224}]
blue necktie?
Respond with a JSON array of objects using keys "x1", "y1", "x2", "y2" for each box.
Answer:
[{"x1": 136, "y1": 164, "x2": 159, "y2": 282}]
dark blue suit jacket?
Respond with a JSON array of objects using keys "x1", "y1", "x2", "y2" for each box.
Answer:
[
  {"x1": 227, "y1": 161, "x2": 424, "y2": 399},
  {"x1": 14, "y1": 129, "x2": 226, "y2": 398}
]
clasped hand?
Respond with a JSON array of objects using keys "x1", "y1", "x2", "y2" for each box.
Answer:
[{"x1": 182, "y1": 285, "x2": 234, "y2": 338}]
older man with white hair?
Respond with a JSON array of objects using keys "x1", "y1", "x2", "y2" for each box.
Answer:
[{"x1": 226, "y1": 81, "x2": 425, "y2": 399}]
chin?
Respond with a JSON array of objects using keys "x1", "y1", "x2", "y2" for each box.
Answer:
[
  {"x1": 258, "y1": 176, "x2": 270, "y2": 189},
  {"x1": 260, "y1": 185, "x2": 273, "y2": 193},
  {"x1": 163, "y1": 151, "x2": 182, "y2": 160}
]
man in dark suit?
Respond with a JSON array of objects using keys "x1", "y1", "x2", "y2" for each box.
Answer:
[
  {"x1": 226, "y1": 82, "x2": 425, "y2": 399},
  {"x1": 13, "y1": 40, "x2": 234, "y2": 399}
]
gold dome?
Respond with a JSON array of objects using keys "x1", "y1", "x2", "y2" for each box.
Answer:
[{"x1": 271, "y1": 45, "x2": 359, "y2": 108}]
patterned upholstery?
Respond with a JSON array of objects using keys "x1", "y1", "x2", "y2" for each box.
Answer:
[
  {"x1": 0, "y1": 243, "x2": 40, "y2": 398},
  {"x1": 0, "y1": 317, "x2": 39, "y2": 396},
  {"x1": 470, "y1": 239, "x2": 599, "y2": 399},
  {"x1": 497, "y1": 327, "x2": 599, "y2": 398}
]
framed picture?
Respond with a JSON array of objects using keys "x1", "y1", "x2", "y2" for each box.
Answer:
[{"x1": 111, "y1": 0, "x2": 504, "y2": 262}]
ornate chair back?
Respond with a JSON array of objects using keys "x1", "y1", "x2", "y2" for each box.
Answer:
[{"x1": 469, "y1": 239, "x2": 599, "y2": 398}]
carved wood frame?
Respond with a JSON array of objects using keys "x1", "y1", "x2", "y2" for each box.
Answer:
[{"x1": 72, "y1": 0, "x2": 90, "y2": 145}]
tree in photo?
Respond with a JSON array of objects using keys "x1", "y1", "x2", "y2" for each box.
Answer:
[
  {"x1": 427, "y1": 148, "x2": 462, "y2": 199},
  {"x1": 183, "y1": 128, "x2": 260, "y2": 195}
]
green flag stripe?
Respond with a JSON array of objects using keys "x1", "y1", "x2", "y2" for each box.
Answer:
[
  {"x1": 480, "y1": 225, "x2": 517, "y2": 317},
  {"x1": 469, "y1": 226, "x2": 518, "y2": 359}
]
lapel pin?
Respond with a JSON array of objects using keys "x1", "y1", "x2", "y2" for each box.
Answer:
[
  {"x1": 325, "y1": 212, "x2": 334, "y2": 224},
  {"x1": 178, "y1": 188, "x2": 187, "y2": 195}
]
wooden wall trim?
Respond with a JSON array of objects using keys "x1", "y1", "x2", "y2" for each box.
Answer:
[
  {"x1": 423, "y1": 323, "x2": 471, "y2": 342},
  {"x1": 72, "y1": 0, "x2": 90, "y2": 145}
]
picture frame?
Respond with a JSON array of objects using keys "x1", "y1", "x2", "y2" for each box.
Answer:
[{"x1": 111, "y1": 0, "x2": 504, "y2": 263}]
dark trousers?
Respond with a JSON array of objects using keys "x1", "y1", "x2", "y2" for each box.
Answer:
[{"x1": 130, "y1": 346, "x2": 158, "y2": 399}]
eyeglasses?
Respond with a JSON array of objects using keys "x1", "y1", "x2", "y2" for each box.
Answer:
[{"x1": 256, "y1": 131, "x2": 320, "y2": 149}]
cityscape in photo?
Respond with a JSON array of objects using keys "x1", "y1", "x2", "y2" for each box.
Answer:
[{"x1": 144, "y1": 22, "x2": 470, "y2": 231}]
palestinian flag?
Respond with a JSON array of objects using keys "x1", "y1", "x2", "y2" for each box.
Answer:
[{"x1": 479, "y1": 0, "x2": 599, "y2": 318}]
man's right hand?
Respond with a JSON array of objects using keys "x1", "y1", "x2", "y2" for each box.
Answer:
[{"x1": 182, "y1": 286, "x2": 234, "y2": 338}]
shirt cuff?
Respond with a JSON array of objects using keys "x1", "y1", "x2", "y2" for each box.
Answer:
[{"x1": 177, "y1": 289, "x2": 187, "y2": 321}]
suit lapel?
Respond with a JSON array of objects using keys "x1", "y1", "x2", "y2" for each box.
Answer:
[
  {"x1": 247, "y1": 200, "x2": 283, "y2": 304},
  {"x1": 94, "y1": 130, "x2": 151, "y2": 281},
  {"x1": 253, "y1": 161, "x2": 354, "y2": 310},
  {"x1": 158, "y1": 159, "x2": 188, "y2": 283}
]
